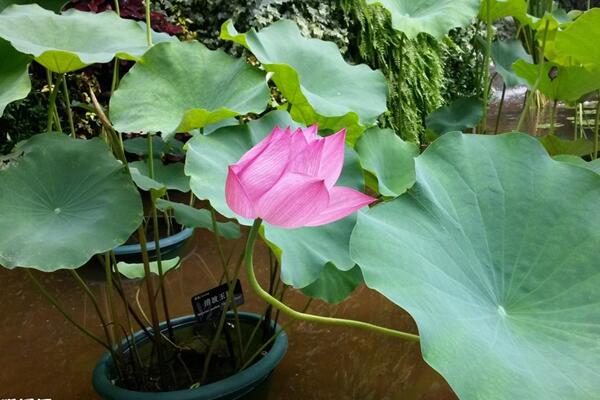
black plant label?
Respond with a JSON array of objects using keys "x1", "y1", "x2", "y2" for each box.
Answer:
[{"x1": 191, "y1": 279, "x2": 244, "y2": 323}]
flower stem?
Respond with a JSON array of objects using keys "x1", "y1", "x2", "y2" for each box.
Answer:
[
  {"x1": 494, "y1": 83, "x2": 506, "y2": 134},
  {"x1": 244, "y1": 219, "x2": 420, "y2": 342},
  {"x1": 145, "y1": 0, "x2": 152, "y2": 46},
  {"x1": 46, "y1": 72, "x2": 64, "y2": 133},
  {"x1": 61, "y1": 75, "x2": 76, "y2": 138},
  {"x1": 211, "y1": 207, "x2": 244, "y2": 356},
  {"x1": 481, "y1": 0, "x2": 493, "y2": 133},
  {"x1": 516, "y1": 20, "x2": 550, "y2": 132},
  {"x1": 594, "y1": 92, "x2": 600, "y2": 159}
]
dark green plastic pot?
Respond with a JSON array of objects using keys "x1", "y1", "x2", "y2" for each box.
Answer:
[
  {"x1": 92, "y1": 312, "x2": 288, "y2": 400},
  {"x1": 113, "y1": 227, "x2": 194, "y2": 264}
]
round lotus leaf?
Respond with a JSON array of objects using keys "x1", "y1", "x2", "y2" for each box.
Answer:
[
  {"x1": 425, "y1": 96, "x2": 483, "y2": 134},
  {"x1": 116, "y1": 257, "x2": 180, "y2": 279},
  {"x1": 554, "y1": 154, "x2": 600, "y2": 174},
  {"x1": 479, "y1": 0, "x2": 533, "y2": 24},
  {"x1": 0, "y1": 0, "x2": 66, "y2": 12},
  {"x1": 491, "y1": 39, "x2": 532, "y2": 87},
  {"x1": 128, "y1": 161, "x2": 190, "y2": 193},
  {"x1": 301, "y1": 263, "x2": 363, "y2": 304},
  {"x1": 350, "y1": 132, "x2": 600, "y2": 399},
  {"x1": 366, "y1": 0, "x2": 480, "y2": 39},
  {"x1": 0, "y1": 134, "x2": 143, "y2": 271},
  {"x1": 0, "y1": 4, "x2": 175, "y2": 73},
  {"x1": 355, "y1": 127, "x2": 418, "y2": 197},
  {"x1": 221, "y1": 20, "x2": 388, "y2": 143},
  {"x1": 154, "y1": 199, "x2": 241, "y2": 240},
  {"x1": 539, "y1": 134, "x2": 593, "y2": 157},
  {"x1": 109, "y1": 41, "x2": 269, "y2": 137},
  {"x1": 555, "y1": 8, "x2": 600, "y2": 67},
  {"x1": 513, "y1": 59, "x2": 600, "y2": 102},
  {"x1": 0, "y1": 38, "x2": 31, "y2": 116}
]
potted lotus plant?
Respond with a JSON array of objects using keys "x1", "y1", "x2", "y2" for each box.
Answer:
[
  {"x1": 4, "y1": 0, "x2": 600, "y2": 398},
  {"x1": 0, "y1": 1, "x2": 395, "y2": 399}
]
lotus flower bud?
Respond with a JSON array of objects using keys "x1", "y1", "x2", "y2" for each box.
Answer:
[{"x1": 225, "y1": 125, "x2": 375, "y2": 228}]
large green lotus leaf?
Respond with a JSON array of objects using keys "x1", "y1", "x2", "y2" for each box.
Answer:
[
  {"x1": 110, "y1": 41, "x2": 269, "y2": 137},
  {"x1": 185, "y1": 110, "x2": 366, "y2": 288},
  {"x1": 355, "y1": 127, "x2": 418, "y2": 197},
  {"x1": 0, "y1": 4, "x2": 175, "y2": 73},
  {"x1": 539, "y1": 134, "x2": 593, "y2": 157},
  {"x1": 425, "y1": 96, "x2": 483, "y2": 134},
  {"x1": 0, "y1": 134, "x2": 143, "y2": 271},
  {"x1": 554, "y1": 8, "x2": 600, "y2": 67},
  {"x1": 479, "y1": 0, "x2": 533, "y2": 24},
  {"x1": 116, "y1": 257, "x2": 180, "y2": 279},
  {"x1": 301, "y1": 264, "x2": 364, "y2": 304},
  {"x1": 513, "y1": 59, "x2": 600, "y2": 102},
  {"x1": 0, "y1": 38, "x2": 31, "y2": 116},
  {"x1": 491, "y1": 39, "x2": 532, "y2": 87},
  {"x1": 350, "y1": 132, "x2": 600, "y2": 399},
  {"x1": 155, "y1": 199, "x2": 241, "y2": 240},
  {"x1": 366, "y1": 0, "x2": 480, "y2": 39},
  {"x1": 0, "y1": 0, "x2": 66, "y2": 12},
  {"x1": 128, "y1": 166, "x2": 167, "y2": 200},
  {"x1": 263, "y1": 213, "x2": 360, "y2": 288},
  {"x1": 128, "y1": 161, "x2": 190, "y2": 193},
  {"x1": 185, "y1": 111, "x2": 303, "y2": 224},
  {"x1": 221, "y1": 20, "x2": 388, "y2": 143},
  {"x1": 554, "y1": 154, "x2": 600, "y2": 173}
]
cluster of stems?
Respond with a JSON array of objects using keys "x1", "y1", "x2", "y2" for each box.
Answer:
[{"x1": 33, "y1": 0, "x2": 426, "y2": 391}]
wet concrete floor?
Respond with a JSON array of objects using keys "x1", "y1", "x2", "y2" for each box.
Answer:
[{"x1": 0, "y1": 226, "x2": 455, "y2": 400}]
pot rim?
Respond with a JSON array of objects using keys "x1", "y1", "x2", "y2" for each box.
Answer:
[
  {"x1": 113, "y1": 227, "x2": 195, "y2": 256},
  {"x1": 92, "y1": 312, "x2": 288, "y2": 400}
]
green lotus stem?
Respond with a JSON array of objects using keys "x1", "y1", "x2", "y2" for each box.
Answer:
[
  {"x1": 200, "y1": 209, "x2": 247, "y2": 380},
  {"x1": 245, "y1": 219, "x2": 420, "y2": 342},
  {"x1": 147, "y1": 134, "x2": 155, "y2": 178},
  {"x1": 104, "y1": 252, "x2": 119, "y2": 347},
  {"x1": 61, "y1": 75, "x2": 76, "y2": 138},
  {"x1": 145, "y1": 131, "x2": 173, "y2": 338},
  {"x1": 111, "y1": 60, "x2": 120, "y2": 93},
  {"x1": 494, "y1": 83, "x2": 506, "y2": 134},
  {"x1": 210, "y1": 207, "x2": 244, "y2": 359},
  {"x1": 150, "y1": 200, "x2": 174, "y2": 339},
  {"x1": 46, "y1": 72, "x2": 64, "y2": 133},
  {"x1": 113, "y1": 0, "x2": 120, "y2": 15},
  {"x1": 481, "y1": 0, "x2": 493, "y2": 133},
  {"x1": 88, "y1": 88, "x2": 127, "y2": 164},
  {"x1": 25, "y1": 270, "x2": 112, "y2": 352},
  {"x1": 594, "y1": 92, "x2": 600, "y2": 159},
  {"x1": 111, "y1": 252, "x2": 144, "y2": 371},
  {"x1": 579, "y1": 103, "x2": 585, "y2": 139},
  {"x1": 199, "y1": 249, "x2": 247, "y2": 383},
  {"x1": 145, "y1": 0, "x2": 152, "y2": 46},
  {"x1": 240, "y1": 279, "x2": 285, "y2": 360},
  {"x1": 516, "y1": 20, "x2": 550, "y2": 132},
  {"x1": 574, "y1": 103, "x2": 579, "y2": 140},
  {"x1": 137, "y1": 226, "x2": 167, "y2": 380}
]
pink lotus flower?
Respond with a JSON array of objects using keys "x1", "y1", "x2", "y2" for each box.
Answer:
[{"x1": 225, "y1": 125, "x2": 376, "y2": 228}]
